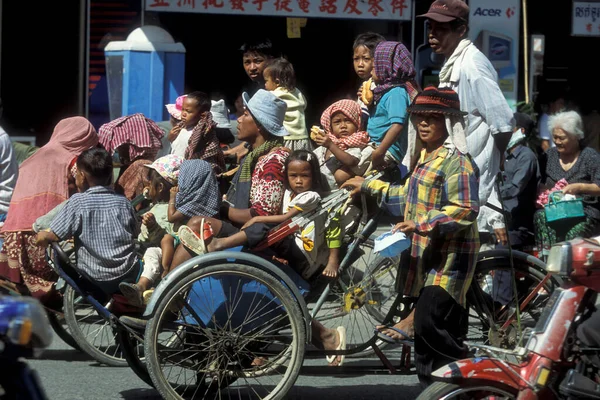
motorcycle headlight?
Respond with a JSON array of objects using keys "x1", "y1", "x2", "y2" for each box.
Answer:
[
  {"x1": 546, "y1": 242, "x2": 572, "y2": 275},
  {"x1": 1, "y1": 296, "x2": 53, "y2": 349}
]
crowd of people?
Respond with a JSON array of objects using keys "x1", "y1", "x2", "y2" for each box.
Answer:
[{"x1": 0, "y1": 0, "x2": 600, "y2": 390}]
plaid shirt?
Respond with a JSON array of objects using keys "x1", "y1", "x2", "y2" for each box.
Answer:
[
  {"x1": 50, "y1": 186, "x2": 140, "y2": 282},
  {"x1": 364, "y1": 146, "x2": 480, "y2": 306}
]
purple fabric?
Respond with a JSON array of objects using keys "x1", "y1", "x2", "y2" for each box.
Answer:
[{"x1": 373, "y1": 41, "x2": 420, "y2": 105}]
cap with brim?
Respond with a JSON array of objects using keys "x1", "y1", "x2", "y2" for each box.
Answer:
[
  {"x1": 165, "y1": 94, "x2": 187, "y2": 120},
  {"x1": 417, "y1": 0, "x2": 469, "y2": 23},
  {"x1": 143, "y1": 154, "x2": 184, "y2": 186},
  {"x1": 242, "y1": 90, "x2": 288, "y2": 137},
  {"x1": 407, "y1": 86, "x2": 468, "y2": 116}
]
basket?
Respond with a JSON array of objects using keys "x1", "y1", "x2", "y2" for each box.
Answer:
[{"x1": 544, "y1": 191, "x2": 585, "y2": 224}]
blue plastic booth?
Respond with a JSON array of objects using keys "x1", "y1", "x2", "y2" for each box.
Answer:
[{"x1": 104, "y1": 26, "x2": 185, "y2": 122}]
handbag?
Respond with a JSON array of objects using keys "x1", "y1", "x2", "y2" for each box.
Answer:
[{"x1": 544, "y1": 191, "x2": 585, "y2": 223}]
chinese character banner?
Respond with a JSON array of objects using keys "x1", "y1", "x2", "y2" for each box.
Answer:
[{"x1": 146, "y1": 0, "x2": 412, "y2": 21}]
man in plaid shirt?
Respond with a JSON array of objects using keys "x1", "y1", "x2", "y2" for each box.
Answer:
[
  {"x1": 343, "y1": 87, "x2": 479, "y2": 386},
  {"x1": 36, "y1": 147, "x2": 141, "y2": 296}
]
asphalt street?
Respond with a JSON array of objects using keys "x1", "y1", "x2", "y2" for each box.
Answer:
[{"x1": 30, "y1": 335, "x2": 422, "y2": 400}]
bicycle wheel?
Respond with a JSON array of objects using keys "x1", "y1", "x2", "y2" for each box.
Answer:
[
  {"x1": 466, "y1": 254, "x2": 559, "y2": 348},
  {"x1": 47, "y1": 311, "x2": 80, "y2": 351},
  {"x1": 118, "y1": 328, "x2": 152, "y2": 387},
  {"x1": 145, "y1": 263, "x2": 306, "y2": 400},
  {"x1": 63, "y1": 285, "x2": 128, "y2": 366},
  {"x1": 307, "y1": 238, "x2": 401, "y2": 357},
  {"x1": 416, "y1": 381, "x2": 517, "y2": 400}
]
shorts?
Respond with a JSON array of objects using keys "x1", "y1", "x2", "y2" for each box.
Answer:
[{"x1": 95, "y1": 260, "x2": 143, "y2": 296}]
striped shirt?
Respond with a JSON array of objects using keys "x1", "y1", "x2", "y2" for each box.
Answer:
[
  {"x1": 50, "y1": 186, "x2": 139, "y2": 282},
  {"x1": 364, "y1": 146, "x2": 480, "y2": 306}
]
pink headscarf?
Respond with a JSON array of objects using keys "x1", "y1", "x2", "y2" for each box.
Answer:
[
  {"x1": 2, "y1": 117, "x2": 98, "y2": 232},
  {"x1": 320, "y1": 100, "x2": 370, "y2": 150}
]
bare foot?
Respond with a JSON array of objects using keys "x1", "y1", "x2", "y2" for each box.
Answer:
[
  {"x1": 322, "y1": 260, "x2": 340, "y2": 278},
  {"x1": 322, "y1": 327, "x2": 344, "y2": 366},
  {"x1": 206, "y1": 237, "x2": 220, "y2": 253},
  {"x1": 376, "y1": 308, "x2": 415, "y2": 340}
]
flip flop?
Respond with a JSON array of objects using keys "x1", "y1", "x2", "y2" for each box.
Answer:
[
  {"x1": 178, "y1": 220, "x2": 209, "y2": 255},
  {"x1": 375, "y1": 326, "x2": 414, "y2": 346},
  {"x1": 325, "y1": 326, "x2": 346, "y2": 367}
]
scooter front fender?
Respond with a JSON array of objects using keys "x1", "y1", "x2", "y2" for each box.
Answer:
[{"x1": 432, "y1": 357, "x2": 525, "y2": 392}]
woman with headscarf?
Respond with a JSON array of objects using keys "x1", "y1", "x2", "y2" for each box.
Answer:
[
  {"x1": 367, "y1": 41, "x2": 420, "y2": 172},
  {"x1": 342, "y1": 87, "x2": 480, "y2": 383},
  {"x1": 0, "y1": 117, "x2": 98, "y2": 306},
  {"x1": 98, "y1": 113, "x2": 164, "y2": 201}
]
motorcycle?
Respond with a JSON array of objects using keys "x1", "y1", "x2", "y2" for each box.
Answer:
[
  {"x1": 0, "y1": 295, "x2": 53, "y2": 399},
  {"x1": 417, "y1": 237, "x2": 600, "y2": 400}
]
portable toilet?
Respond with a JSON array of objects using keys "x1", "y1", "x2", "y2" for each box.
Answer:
[{"x1": 104, "y1": 26, "x2": 185, "y2": 122}]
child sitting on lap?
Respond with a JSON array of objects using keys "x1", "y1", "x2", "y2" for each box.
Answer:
[
  {"x1": 178, "y1": 150, "x2": 322, "y2": 274},
  {"x1": 118, "y1": 154, "x2": 184, "y2": 307},
  {"x1": 35, "y1": 148, "x2": 141, "y2": 295}
]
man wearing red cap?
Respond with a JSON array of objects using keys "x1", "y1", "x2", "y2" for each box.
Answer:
[{"x1": 419, "y1": 0, "x2": 515, "y2": 245}]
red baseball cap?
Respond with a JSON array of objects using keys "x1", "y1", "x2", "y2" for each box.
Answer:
[{"x1": 418, "y1": 0, "x2": 469, "y2": 23}]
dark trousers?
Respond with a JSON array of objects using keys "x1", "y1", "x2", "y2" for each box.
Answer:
[
  {"x1": 577, "y1": 308, "x2": 600, "y2": 368},
  {"x1": 414, "y1": 285, "x2": 469, "y2": 384}
]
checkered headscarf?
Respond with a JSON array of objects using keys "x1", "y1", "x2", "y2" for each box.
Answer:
[
  {"x1": 373, "y1": 41, "x2": 420, "y2": 105},
  {"x1": 99, "y1": 113, "x2": 164, "y2": 161},
  {"x1": 320, "y1": 100, "x2": 370, "y2": 150}
]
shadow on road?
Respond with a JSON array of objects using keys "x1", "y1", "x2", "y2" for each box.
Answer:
[
  {"x1": 121, "y1": 388, "x2": 161, "y2": 399},
  {"x1": 37, "y1": 349, "x2": 97, "y2": 362},
  {"x1": 288, "y1": 384, "x2": 422, "y2": 399}
]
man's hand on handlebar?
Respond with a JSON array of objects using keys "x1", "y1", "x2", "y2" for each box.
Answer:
[
  {"x1": 34, "y1": 230, "x2": 60, "y2": 248},
  {"x1": 340, "y1": 176, "x2": 366, "y2": 197}
]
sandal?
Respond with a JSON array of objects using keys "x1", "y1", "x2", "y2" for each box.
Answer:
[
  {"x1": 374, "y1": 325, "x2": 414, "y2": 346},
  {"x1": 178, "y1": 219, "x2": 212, "y2": 255},
  {"x1": 119, "y1": 282, "x2": 144, "y2": 308}
]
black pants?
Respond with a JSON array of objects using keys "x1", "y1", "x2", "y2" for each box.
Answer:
[
  {"x1": 414, "y1": 285, "x2": 469, "y2": 384},
  {"x1": 577, "y1": 307, "x2": 600, "y2": 368}
]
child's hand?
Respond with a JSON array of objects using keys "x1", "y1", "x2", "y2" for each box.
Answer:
[
  {"x1": 392, "y1": 221, "x2": 416, "y2": 234},
  {"x1": 242, "y1": 217, "x2": 260, "y2": 230},
  {"x1": 170, "y1": 186, "x2": 179, "y2": 199},
  {"x1": 313, "y1": 132, "x2": 332, "y2": 148},
  {"x1": 142, "y1": 212, "x2": 157, "y2": 228},
  {"x1": 168, "y1": 125, "x2": 182, "y2": 142},
  {"x1": 340, "y1": 176, "x2": 365, "y2": 197},
  {"x1": 34, "y1": 231, "x2": 52, "y2": 247}
]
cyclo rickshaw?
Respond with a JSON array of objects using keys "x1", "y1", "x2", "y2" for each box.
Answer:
[{"x1": 46, "y1": 179, "x2": 562, "y2": 400}]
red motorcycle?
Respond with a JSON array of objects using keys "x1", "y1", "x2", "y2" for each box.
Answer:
[{"x1": 417, "y1": 237, "x2": 600, "y2": 400}]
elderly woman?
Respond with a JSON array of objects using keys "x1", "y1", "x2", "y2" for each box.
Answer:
[
  {"x1": 535, "y1": 110, "x2": 600, "y2": 254},
  {"x1": 0, "y1": 117, "x2": 98, "y2": 307},
  {"x1": 98, "y1": 113, "x2": 164, "y2": 201}
]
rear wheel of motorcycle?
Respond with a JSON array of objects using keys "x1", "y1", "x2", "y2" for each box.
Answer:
[{"x1": 417, "y1": 381, "x2": 517, "y2": 399}]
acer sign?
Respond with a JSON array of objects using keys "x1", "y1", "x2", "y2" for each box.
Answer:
[{"x1": 469, "y1": 0, "x2": 520, "y2": 110}]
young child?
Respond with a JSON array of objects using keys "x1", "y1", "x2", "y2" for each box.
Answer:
[
  {"x1": 160, "y1": 159, "x2": 221, "y2": 277},
  {"x1": 169, "y1": 91, "x2": 225, "y2": 174},
  {"x1": 34, "y1": 148, "x2": 141, "y2": 296},
  {"x1": 118, "y1": 154, "x2": 183, "y2": 307},
  {"x1": 263, "y1": 57, "x2": 311, "y2": 151},
  {"x1": 342, "y1": 87, "x2": 479, "y2": 383},
  {"x1": 179, "y1": 150, "x2": 321, "y2": 272},
  {"x1": 353, "y1": 32, "x2": 386, "y2": 131},
  {"x1": 367, "y1": 41, "x2": 420, "y2": 172},
  {"x1": 311, "y1": 99, "x2": 371, "y2": 191}
]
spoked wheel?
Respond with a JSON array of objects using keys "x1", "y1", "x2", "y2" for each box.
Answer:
[
  {"x1": 63, "y1": 285, "x2": 128, "y2": 366},
  {"x1": 47, "y1": 311, "x2": 80, "y2": 351},
  {"x1": 417, "y1": 382, "x2": 517, "y2": 400},
  {"x1": 118, "y1": 328, "x2": 151, "y2": 386},
  {"x1": 145, "y1": 263, "x2": 306, "y2": 400},
  {"x1": 307, "y1": 239, "x2": 401, "y2": 357},
  {"x1": 465, "y1": 254, "x2": 559, "y2": 348}
]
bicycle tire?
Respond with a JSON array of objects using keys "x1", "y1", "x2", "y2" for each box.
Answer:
[
  {"x1": 145, "y1": 263, "x2": 306, "y2": 400},
  {"x1": 118, "y1": 328, "x2": 152, "y2": 387},
  {"x1": 63, "y1": 285, "x2": 128, "y2": 367},
  {"x1": 47, "y1": 311, "x2": 80, "y2": 351},
  {"x1": 416, "y1": 381, "x2": 517, "y2": 400}
]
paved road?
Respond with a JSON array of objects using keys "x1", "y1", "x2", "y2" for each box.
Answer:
[{"x1": 31, "y1": 336, "x2": 422, "y2": 400}]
